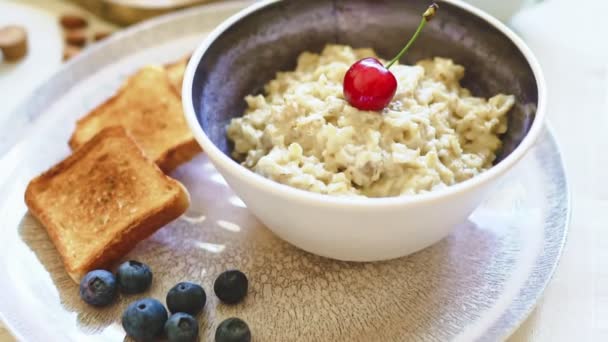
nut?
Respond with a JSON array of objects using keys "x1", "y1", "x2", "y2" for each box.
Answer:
[
  {"x1": 0, "y1": 25, "x2": 28, "y2": 61},
  {"x1": 65, "y1": 29, "x2": 87, "y2": 47},
  {"x1": 60, "y1": 14, "x2": 88, "y2": 29}
]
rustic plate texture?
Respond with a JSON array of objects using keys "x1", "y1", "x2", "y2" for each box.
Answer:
[{"x1": 0, "y1": 2, "x2": 568, "y2": 341}]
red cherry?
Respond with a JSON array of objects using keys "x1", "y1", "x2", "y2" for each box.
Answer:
[
  {"x1": 343, "y1": 58, "x2": 398, "y2": 111},
  {"x1": 342, "y1": 3, "x2": 438, "y2": 112}
]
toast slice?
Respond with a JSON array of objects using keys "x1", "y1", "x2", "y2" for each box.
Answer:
[
  {"x1": 165, "y1": 54, "x2": 190, "y2": 97},
  {"x1": 25, "y1": 127, "x2": 190, "y2": 282},
  {"x1": 68, "y1": 65, "x2": 201, "y2": 173}
]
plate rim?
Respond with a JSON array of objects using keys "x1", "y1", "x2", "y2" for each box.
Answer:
[{"x1": 482, "y1": 123, "x2": 570, "y2": 340}]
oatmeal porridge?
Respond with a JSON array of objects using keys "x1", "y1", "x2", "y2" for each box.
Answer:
[{"x1": 227, "y1": 45, "x2": 514, "y2": 197}]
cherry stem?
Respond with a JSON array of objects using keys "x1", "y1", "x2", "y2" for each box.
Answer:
[{"x1": 385, "y1": 3, "x2": 438, "y2": 69}]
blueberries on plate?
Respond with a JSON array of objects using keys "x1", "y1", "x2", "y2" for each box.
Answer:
[
  {"x1": 166, "y1": 282, "x2": 206, "y2": 315},
  {"x1": 215, "y1": 317, "x2": 251, "y2": 342},
  {"x1": 116, "y1": 260, "x2": 153, "y2": 294},
  {"x1": 122, "y1": 298, "x2": 168, "y2": 341},
  {"x1": 79, "y1": 270, "x2": 117, "y2": 306},
  {"x1": 165, "y1": 312, "x2": 199, "y2": 342},
  {"x1": 214, "y1": 270, "x2": 248, "y2": 304},
  {"x1": 80, "y1": 262, "x2": 254, "y2": 342}
]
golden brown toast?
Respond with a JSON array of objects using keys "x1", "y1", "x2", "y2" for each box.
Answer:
[
  {"x1": 68, "y1": 65, "x2": 201, "y2": 173},
  {"x1": 25, "y1": 127, "x2": 190, "y2": 282},
  {"x1": 165, "y1": 54, "x2": 190, "y2": 97}
]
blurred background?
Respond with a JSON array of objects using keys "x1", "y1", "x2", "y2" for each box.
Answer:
[{"x1": 1, "y1": 0, "x2": 606, "y2": 341}]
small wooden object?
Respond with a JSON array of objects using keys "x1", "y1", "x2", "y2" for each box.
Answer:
[
  {"x1": 0, "y1": 25, "x2": 28, "y2": 61},
  {"x1": 59, "y1": 14, "x2": 88, "y2": 29},
  {"x1": 65, "y1": 29, "x2": 87, "y2": 46}
]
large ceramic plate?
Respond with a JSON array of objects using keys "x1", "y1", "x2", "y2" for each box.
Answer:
[{"x1": 0, "y1": 1, "x2": 569, "y2": 341}]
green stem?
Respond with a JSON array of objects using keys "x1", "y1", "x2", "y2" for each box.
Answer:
[
  {"x1": 385, "y1": 3, "x2": 438, "y2": 69},
  {"x1": 385, "y1": 20, "x2": 427, "y2": 69}
]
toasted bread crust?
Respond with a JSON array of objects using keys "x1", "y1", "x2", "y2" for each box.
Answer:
[
  {"x1": 157, "y1": 138, "x2": 202, "y2": 173},
  {"x1": 164, "y1": 54, "x2": 202, "y2": 171},
  {"x1": 67, "y1": 88, "x2": 125, "y2": 150},
  {"x1": 165, "y1": 53, "x2": 191, "y2": 97},
  {"x1": 25, "y1": 127, "x2": 190, "y2": 282},
  {"x1": 68, "y1": 65, "x2": 201, "y2": 172}
]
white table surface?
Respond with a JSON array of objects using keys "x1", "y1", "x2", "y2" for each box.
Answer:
[{"x1": 1, "y1": 0, "x2": 606, "y2": 340}]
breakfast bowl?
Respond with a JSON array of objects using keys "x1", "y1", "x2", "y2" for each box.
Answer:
[{"x1": 182, "y1": 0, "x2": 546, "y2": 261}]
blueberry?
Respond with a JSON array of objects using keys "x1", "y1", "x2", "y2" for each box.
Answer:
[
  {"x1": 79, "y1": 270, "x2": 117, "y2": 306},
  {"x1": 116, "y1": 260, "x2": 153, "y2": 294},
  {"x1": 166, "y1": 282, "x2": 206, "y2": 315},
  {"x1": 214, "y1": 270, "x2": 248, "y2": 304},
  {"x1": 215, "y1": 317, "x2": 251, "y2": 342},
  {"x1": 165, "y1": 312, "x2": 199, "y2": 342},
  {"x1": 122, "y1": 298, "x2": 168, "y2": 341}
]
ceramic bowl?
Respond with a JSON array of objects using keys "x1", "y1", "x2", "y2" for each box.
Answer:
[{"x1": 182, "y1": 0, "x2": 546, "y2": 261}]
